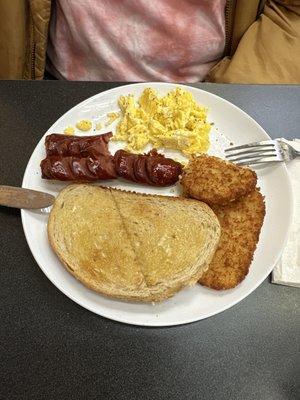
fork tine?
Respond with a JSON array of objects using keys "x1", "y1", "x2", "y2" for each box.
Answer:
[
  {"x1": 226, "y1": 148, "x2": 276, "y2": 159},
  {"x1": 227, "y1": 152, "x2": 277, "y2": 163},
  {"x1": 225, "y1": 141, "x2": 275, "y2": 152},
  {"x1": 236, "y1": 154, "x2": 281, "y2": 164},
  {"x1": 237, "y1": 158, "x2": 282, "y2": 166},
  {"x1": 226, "y1": 145, "x2": 275, "y2": 155}
]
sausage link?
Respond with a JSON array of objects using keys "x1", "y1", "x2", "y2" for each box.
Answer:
[
  {"x1": 41, "y1": 155, "x2": 117, "y2": 181},
  {"x1": 114, "y1": 149, "x2": 182, "y2": 186},
  {"x1": 114, "y1": 149, "x2": 138, "y2": 182},
  {"x1": 45, "y1": 133, "x2": 112, "y2": 158}
]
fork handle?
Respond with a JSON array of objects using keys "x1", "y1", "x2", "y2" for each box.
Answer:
[
  {"x1": 287, "y1": 139, "x2": 300, "y2": 153},
  {"x1": 282, "y1": 139, "x2": 300, "y2": 159},
  {"x1": 291, "y1": 147, "x2": 300, "y2": 158},
  {"x1": 293, "y1": 148, "x2": 300, "y2": 157}
]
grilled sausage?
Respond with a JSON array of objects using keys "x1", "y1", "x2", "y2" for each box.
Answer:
[
  {"x1": 114, "y1": 149, "x2": 182, "y2": 186},
  {"x1": 114, "y1": 150, "x2": 138, "y2": 182},
  {"x1": 133, "y1": 155, "x2": 152, "y2": 185},
  {"x1": 45, "y1": 132, "x2": 112, "y2": 158},
  {"x1": 41, "y1": 132, "x2": 182, "y2": 186},
  {"x1": 146, "y1": 151, "x2": 182, "y2": 186},
  {"x1": 41, "y1": 155, "x2": 117, "y2": 181}
]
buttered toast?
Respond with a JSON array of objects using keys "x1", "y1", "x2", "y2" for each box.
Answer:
[{"x1": 48, "y1": 184, "x2": 220, "y2": 302}]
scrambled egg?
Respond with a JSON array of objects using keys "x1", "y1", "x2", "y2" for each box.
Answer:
[
  {"x1": 106, "y1": 112, "x2": 120, "y2": 126},
  {"x1": 76, "y1": 119, "x2": 92, "y2": 131},
  {"x1": 95, "y1": 122, "x2": 103, "y2": 130},
  {"x1": 112, "y1": 87, "x2": 211, "y2": 156},
  {"x1": 63, "y1": 126, "x2": 75, "y2": 135}
]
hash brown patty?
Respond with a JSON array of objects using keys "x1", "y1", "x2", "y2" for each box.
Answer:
[
  {"x1": 199, "y1": 189, "x2": 265, "y2": 290},
  {"x1": 181, "y1": 155, "x2": 257, "y2": 206}
]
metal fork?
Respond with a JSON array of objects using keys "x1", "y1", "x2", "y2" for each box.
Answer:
[{"x1": 225, "y1": 139, "x2": 300, "y2": 166}]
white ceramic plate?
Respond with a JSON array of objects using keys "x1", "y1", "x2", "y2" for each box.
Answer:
[{"x1": 21, "y1": 83, "x2": 293, "y2": 326}]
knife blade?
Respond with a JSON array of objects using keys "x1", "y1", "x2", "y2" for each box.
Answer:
[{"x1": 0, "y1": 185, "x2": 55, "y2": 209}]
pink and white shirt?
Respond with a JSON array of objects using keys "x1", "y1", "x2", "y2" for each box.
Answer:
[{"x1": 47, "y1": 0, "x2": 226, "y2": 82}]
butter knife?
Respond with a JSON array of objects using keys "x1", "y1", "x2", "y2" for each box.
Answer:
[{"x1": 0, "y1": 185, "x2": 55, "y2": 209}]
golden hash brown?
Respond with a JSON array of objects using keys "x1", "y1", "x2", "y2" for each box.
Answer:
[
  {"x1": 199, "y1": 189, "x2": 265, "y2": 290},
  {"x1": 180, "y1": 154, "x2": 257, "y2": 205}
]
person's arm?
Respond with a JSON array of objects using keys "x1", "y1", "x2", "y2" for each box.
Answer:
[{"x1": 207, "y1": 0, "x2": 300, "y2": 83}]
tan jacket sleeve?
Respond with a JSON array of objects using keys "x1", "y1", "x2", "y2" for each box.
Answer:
[
  {"x1": 0, "y1": 0, "x2": 51, "y2": 80},
  {"x1": 0, "y1": 0, "x2": 27, "y2": 79},
  {"x1": 207, "y1": 0, "x2": 300, "y2": 83}
]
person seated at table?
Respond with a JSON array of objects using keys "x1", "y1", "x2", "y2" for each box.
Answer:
[{"x1": 0, "y1": 0, "x2": 299, "y2": 83}]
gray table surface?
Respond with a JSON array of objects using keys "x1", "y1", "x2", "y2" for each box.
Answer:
[{"x1": 0, "y1": 81, "x2": 299, "y2": 400}]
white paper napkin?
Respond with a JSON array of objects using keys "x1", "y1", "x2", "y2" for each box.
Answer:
[{"x1": 272, "y1": 139, "x2": 300, "y2": 288}]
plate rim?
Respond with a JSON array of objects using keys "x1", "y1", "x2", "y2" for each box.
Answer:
[{"x1": 21, "y1": 82, "x2": 294, "y2": 326}]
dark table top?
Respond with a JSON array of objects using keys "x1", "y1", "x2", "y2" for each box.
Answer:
[{"x1": 0, "y1": 81, "x2": 299, "y2": 400}]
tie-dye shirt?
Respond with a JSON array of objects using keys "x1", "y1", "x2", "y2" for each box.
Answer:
[{"x1": 47, "y1": 0, "x2": 226, "y2": 82}]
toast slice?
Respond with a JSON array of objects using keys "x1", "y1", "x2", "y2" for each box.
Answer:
[
  {"x1": 48, "y1": 185, "x2": 149, "y2": 300},
  {"x1": 48, "y1": 184, "x2": 220, "y2": 302}
]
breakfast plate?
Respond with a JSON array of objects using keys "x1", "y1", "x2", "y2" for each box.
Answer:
[{"x1": 21, "y1": 82, "x2": 293, "y2": 326}]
